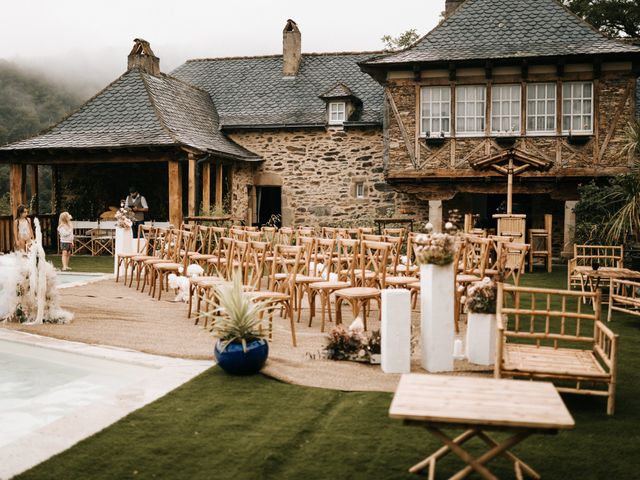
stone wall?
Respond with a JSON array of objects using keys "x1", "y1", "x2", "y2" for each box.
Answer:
[{"x1": 229, "y1": 127, "x2": 429, "y2": 226}]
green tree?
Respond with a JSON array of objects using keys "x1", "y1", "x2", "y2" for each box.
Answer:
[
  {"x1": 381, "y1": 29, "x2": 420, "y2": 51},
  {"x1": 564, "y1": 0, "x2": 640, "y2": 38}
]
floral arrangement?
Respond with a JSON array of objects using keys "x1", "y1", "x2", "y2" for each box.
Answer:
[
  {"x1": 414, "y1": 233, "x2": 457, "y2": 266},
  {"x1": 115, "y1": 205, "x2": 136, "y2": 229},
  {"x1": 464, "y1": 277, "x2": 497, "y2": 314},
  {"x1": 0, "y1": 219, "x2": 72, "y2": 324},
  {"x1": 325, "y1": 319, "x2": 382, "y2": 364}
]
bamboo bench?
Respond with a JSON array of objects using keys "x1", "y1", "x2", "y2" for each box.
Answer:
[
  {"x1": 568, "y1": 244, "x2": 624, "y2": 290},
  {"x1": 495, "y1": 283, "x2": 619, "y2": 415},
  {"x1": 608, "y1": 278, "x2": 640, "y2": 322}
]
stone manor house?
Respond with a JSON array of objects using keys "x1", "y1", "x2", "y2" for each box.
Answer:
[{"x1": 1, "y1": 0, "x2": 639, "y2": 254}]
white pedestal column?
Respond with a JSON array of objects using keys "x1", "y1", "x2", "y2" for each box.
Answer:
[
  {"x1": 428, "y1": 200, "x2": 443, "y2": 233},
  {"x1": 381, "y1": 289, "x2": 411, "y2": 374},
  {"x1": 465, "y1": 312, "x2": 496, "y2": 365},
  {"x1": 114, "y1": 227, "x2": 135, "y2": 274},
  {"x1": 420, "y1": 263, "x2": 454, "y2": 372}
]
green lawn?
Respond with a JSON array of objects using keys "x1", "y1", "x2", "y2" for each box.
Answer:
[
  {"x1": 46, "y1": 254, "x2": 114, "y2": 273},
  {"x1": 16, "y1": 268, "x2": 640, "y2": 479}
]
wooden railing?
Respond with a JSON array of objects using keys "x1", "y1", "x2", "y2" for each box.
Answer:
[{"x1": 0, "y1": 214, "x2": 57, "y2": 253}]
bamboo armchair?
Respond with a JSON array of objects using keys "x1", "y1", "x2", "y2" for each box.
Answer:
[
  {"x1": 607, "y1": 278, "x2": 640, "y2": 322},
  {"x1": 334, "y1": 240, "x2": 390, "y2": 330},
  {"x1": 495, "y1": 283, "x2": 619, "y2": 415}
]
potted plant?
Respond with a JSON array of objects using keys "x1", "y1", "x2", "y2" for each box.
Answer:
[
  {"x1": 464, "y1": 277, "x2": 497, "y2": 366},
  {"x1": 205, "y1": 274, "x2": 273, "y2": 375},
  {"x1": 414, "y1": 232, "x2": 457, "y2": 372}
]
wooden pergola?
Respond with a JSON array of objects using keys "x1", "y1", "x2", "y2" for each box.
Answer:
[{"x1": 469, "y1": 148, "x2": 554, "y2": 214}]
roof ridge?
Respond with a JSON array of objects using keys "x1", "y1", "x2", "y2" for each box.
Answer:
[
  {"x1": 185, "y1": 50, "x2": 386, "y2": 63},
  {"x1": 139, "y1": 72, "x2": 184, "y2": 148},
  {"x1": 0, "y1": 69, "x2": 134, "y2": 149}
]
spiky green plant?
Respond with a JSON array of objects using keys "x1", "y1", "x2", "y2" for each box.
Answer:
[
  {"x1": 602, "y1": 121, "x2": 640, "y2": 245},
  {"x1": 201, "y1": 272, "x2": 275, "y2": 352}
]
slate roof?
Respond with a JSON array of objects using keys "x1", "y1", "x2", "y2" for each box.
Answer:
[
  {"x1": 171, "y1": 53, "x2": 384, "y2": 128},
  {"x1": 363, "y1": 0, "x2": 640, "y2": 67},
  {"x1": 0, "y1": 68, "x2": 260, "y2": 161}
]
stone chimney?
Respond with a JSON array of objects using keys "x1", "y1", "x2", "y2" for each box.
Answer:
[
  {"x1": 127, "y1": 38, "x2": 160, "y2": 75},
  {"x1": 444, "y1": 0, "x2": 464, "y2": 18},
  {"x1": 282, "y1": 19, "x2": 301, "y2": 77}
]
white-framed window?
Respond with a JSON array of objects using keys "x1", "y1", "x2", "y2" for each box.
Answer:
[
  {"x1": 328, "y1": 102, "x2": 346, "y2": 125},
  {"x1": 491, "y1": 84, "x2": 521, "y2": 134},
  {"x1": 455, "y1": 85, "x2": 486, "y2": 136},
  {"x1": 420, "y1": 86, "x2": 451, "y2": 137},
  {"x1": 562, "y1": 82, "x2": 593, "y2": 134},
  {"x1": 355, "y1": 182, "x2": 365, "y2": 199},
  {"x1": 526, "y1": 83, "x2": 556, "y2": 134}
]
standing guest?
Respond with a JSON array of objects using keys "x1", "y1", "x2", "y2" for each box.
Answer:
[
  {"x1": 125, "y1": 186, "x2": 148, "y2": 238},
  {"x1": 13, "y1": 205, "x2": 34, "y2": 252},
  {"x1": 57, "y1": 212, "x2": 74, "y2": 271}
]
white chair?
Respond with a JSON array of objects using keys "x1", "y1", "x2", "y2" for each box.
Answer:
[{"x1": 72, "y1": 221, "x2": 99, "y2": 255}]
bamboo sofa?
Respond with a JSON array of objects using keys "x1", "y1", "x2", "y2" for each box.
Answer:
[{"x1": 495, "y1": 283, "x2": 619, "y2": 415}]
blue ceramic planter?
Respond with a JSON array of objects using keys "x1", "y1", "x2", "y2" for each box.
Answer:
[{"x1": 214, "y1": 339, "x2": 269, "y2": 375}]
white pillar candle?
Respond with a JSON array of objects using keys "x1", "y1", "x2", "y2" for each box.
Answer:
[
  {"x1": 381, "y1": 289, "x2": 411, "y2": 374},
  {"x1": 453, "y1": 339, "x2": 465, "y2": 360},
  {"x1": 420, "y1": 263, "x2": 455, "y2": 372}
]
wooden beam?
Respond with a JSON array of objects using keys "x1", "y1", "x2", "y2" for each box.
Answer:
[
  {"x1": 598, "y1": 79, "x2": 633, "y2": 163},
  {"x1": 387, "y1": 166, "x2": 629, "y2": 180},
  {"x1": 168, "y1": 159, "x2": 182, "y2": 227},
  {"x1": 187, "y1": 153, "x2": 196, "y2": 218},
  {"x1": 0, "y1": 149, "x2": 180, "y2": 166},
  {"x1": 29, "y1": 164, "x2": 38, "y2": 214},
  {"x1": 385, "y1": 88, "x2": 417, "y2": 168},
  {"x1": 9, "y1": 164, "x2": 26, "y2": 218},
  {"x1": 215, "y1": 161, "x2": 223, "y2": 209},
  {"x1": 202, "y1": 162, "x2": 211, "y2": 212}
]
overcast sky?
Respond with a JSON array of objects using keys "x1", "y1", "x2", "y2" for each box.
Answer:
[{"x1": 0, "y1": 0, "x2": 443, "y2": 93}]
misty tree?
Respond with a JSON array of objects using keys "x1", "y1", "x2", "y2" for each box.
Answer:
[
  {"x1": 381, "y1": 29, "x2": 420, "y2": 51},
  {"x1": 0, "y1": 61, "x2": 83, "y2": 213},
  {"x1": 564, "y1": 0, "x2": 640, "y2": 38}
]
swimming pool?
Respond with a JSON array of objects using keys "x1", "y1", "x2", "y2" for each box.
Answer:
[
  {"x1": 56, "y1": 272, "x2": 112, "y2": 288},
  {"x1": 0, "y1": 331, "x2": 212, "y2": 478}
]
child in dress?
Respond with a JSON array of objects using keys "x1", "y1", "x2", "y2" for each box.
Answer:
[
  {"x1": 13, "y1": 205, "x2": 34, "y2": 252},
  {"x1": 57, "y1": 212, "x2": 74, "y2": 271}
]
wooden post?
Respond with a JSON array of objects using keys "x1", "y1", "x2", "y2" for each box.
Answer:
[
  {"x1": 51, "y1": 165, "x2": 59, "y2": 214},
  {"x1": 187, "y1": 153, "x2": 196, "y2": 218},
  {"x1": 215, "y1": 161, "x2": 223, "y2": 210},
  {"x1": 9, "y1": 164, "x2": 26, "y2": 218},
  {"x1": 507, "y1": 157, "x2": 513, "y2": 215},
  {"x1": 202, "y1": 162, "x2": 211, "y2": 212},
  {"x1": 168, "y1": 160, "x2": 183, "y2": 227},
  {"x1": 29, "y1": 164, "x2": 39, "y2": 214}
]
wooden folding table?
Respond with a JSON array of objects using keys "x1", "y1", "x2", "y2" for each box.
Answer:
[{"x1": 389, "y1": 374, "x2": 575, "y2": 479}]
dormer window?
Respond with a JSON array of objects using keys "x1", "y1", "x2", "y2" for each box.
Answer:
[
  {"x1": 320, "y1": 83, "x2": 361, "y2": 127},
  {"x1": 329, "y1": 102, "x2": 346, "y2": 125}
]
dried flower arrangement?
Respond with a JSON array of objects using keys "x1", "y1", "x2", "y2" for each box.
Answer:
[
  {"x1": 325, "y1": 318, "x2": 381, "y2": 364},
  {"x1": 464, "y1": 277, "x2": 497, "y2": 314},
  {"x1": 115, "y1": 206, "x2": 136, "y2": 229},
  {"x1": 414, "y1": 233, "x2": 457, "y2": 266}
]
